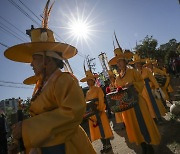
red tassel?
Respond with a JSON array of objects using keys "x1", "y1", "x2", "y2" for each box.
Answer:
[{"x1": 106, "y1": 87, "x2": 111, "y2": 93}]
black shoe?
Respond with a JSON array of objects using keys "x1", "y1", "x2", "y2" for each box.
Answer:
[{"x1": 141, "y1": 142, "x2": 147, "y2": 154}]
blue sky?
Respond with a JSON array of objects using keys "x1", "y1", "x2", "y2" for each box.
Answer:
[{"x1": 0, "y1": 0, "x2": 180, "y2": 100}]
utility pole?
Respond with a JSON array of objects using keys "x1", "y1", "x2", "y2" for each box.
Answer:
[
  {"x1": 98, "y1": 52, "x2": 110, "y2": 80},
  {"x1": 64, "y1": 59, "x2": 73, "y2": 74},
  {"x1": 86, "y1": 55, "x2": 96, "y2": 73}
]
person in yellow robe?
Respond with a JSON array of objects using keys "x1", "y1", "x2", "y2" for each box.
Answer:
[
  {"x1": 109, "y1": 50, "x2": 161, "y2": 154},
  {"x1": 108, "y1": 49, "x2": 134, "y2": 130},
  {"x1": 80, "y1": 70, "x2": 113, "y2": 153},
  {"x1": 106, "y1": 70, "x2": 124, "y2": 129},
  {"x1": 152, "y1": 61, "x2": 174, "y2": 101},
  {"x1": 144, "y1": 59, "x2": 173, "y2": 106},
  {"x1": 129, "y1": 55, "x2": 167, "y2": 124},
  {"x1": 5, "y1": 26, "x2": 96, "y2": 154}
]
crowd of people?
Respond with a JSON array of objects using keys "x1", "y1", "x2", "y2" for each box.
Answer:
[
  {"x1": 2, "y1": 1, "x2": 177, "y2": 154},
  {"x1": 3, "y1": 25, "x2": 175, "y2": 154}
]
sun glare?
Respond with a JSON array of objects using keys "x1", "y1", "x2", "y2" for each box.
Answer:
[
  {"x1": 62, "y1": 3, "x2": 100, "y2": 50},
  {"x1": 69, "y1": 19, "x2": 90, "y2": 39}
]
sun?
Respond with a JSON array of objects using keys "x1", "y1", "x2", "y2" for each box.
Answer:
[
  {"x1": 60, "y1": 3, "x2": 100, "y2": 51},
  {"x1": 68, "y1": 19, "x2": 91, "y2": 40},
  {"x1": 69, "y1": 19, "x2": 90, "y2": 39}
]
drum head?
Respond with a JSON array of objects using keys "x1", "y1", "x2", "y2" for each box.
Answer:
[{"x1": 106, "y1": 85, "x2": 138, "y2": 112}]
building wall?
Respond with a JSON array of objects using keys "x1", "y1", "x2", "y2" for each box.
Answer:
[{"x1": 0, "y1": 98, "x2": 18, "y2": 113}]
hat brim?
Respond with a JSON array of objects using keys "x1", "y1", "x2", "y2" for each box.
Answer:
[
  {"x1": 80, "y1": 75, "x2": 99, "y2": 82},
  {"x1": 129, "y1": 59, "x2": 145, "y2": 65},
  {"x1": 23, "y1": 75, "x2": 39, "y2": 85},
  {"x1": 4, "y1": 42, "x2": 78, "y2": 63},
  {"x1": 143, "y1": 62, "x2": 152, "y2": 67},
  {"x1": 108, "y1": 52, "x2": 133, "y2": 65}
]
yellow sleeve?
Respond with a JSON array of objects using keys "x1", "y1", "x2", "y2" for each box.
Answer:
[
  {"x1": 132, "y1": 69, "x2": 144, "y2": 93},
  {"x1": 97, "y1": 87, "x2": 106, "y2": 111},
  {"x1": 164, "y1": 75, "x2": 170, "y2": 88},
  {"x1": 153, "y1": 67, "x2": 167, "y2": 75},
  {"x1": 22, "y1": 74, "x2": 86, "y2": 147},
  {"x1": 147, "y1": 69, "x2": 159, "y2": 89}
]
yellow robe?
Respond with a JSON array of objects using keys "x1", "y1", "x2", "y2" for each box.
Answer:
[
  {"x1": 139, "y1": 68, "x2": 166, "y2": 118},
  {"x1": 22, "y1": 70, "x2": 96, "y2": 154},
  {"x1": 153, "y1": 67, "x2": 173, "y2": 101},
  {"x1": 115, "y1": 68, "x2": 161, "y2": 145},
  {"x1": 86, "y1": 86, "x2": 113, "y2": 141}
]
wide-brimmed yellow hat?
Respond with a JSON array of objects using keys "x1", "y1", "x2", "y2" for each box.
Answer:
[
  {"x1": 80, "y1": 70, "x2": 99, "y2": 82},
  {"x1": 108, "y1": 48, "x2": 133, "y2": 65},
  {"x1": 4, "y1": 28, "x2": 78, "y2": 63},
  {"x1": 23, "y1": 75, "x2": 39, "y2": 85},
  {"x1": 128, "y1": 54, "x2": 145, "y2": 65}
]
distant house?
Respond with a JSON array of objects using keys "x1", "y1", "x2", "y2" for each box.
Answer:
[{"x1": 0, "y1": 98, "x2": 18, "y2": 113}]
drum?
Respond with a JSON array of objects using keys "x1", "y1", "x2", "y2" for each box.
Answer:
[
  {"x1": 83, "y1": 98, "x2": 98, "y2": 119},
  {"x1": 106, "y1": 85, "x2": 138, "y2": 113},
  {"x1": 154, "y1": 74, "x2": 167, "y2": 87}
]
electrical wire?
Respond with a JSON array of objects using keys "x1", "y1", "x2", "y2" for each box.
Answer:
[
  {"x1": 18, "y1": 0, "x2": 42, "y2": 22},
  {"x1": 0, "y1": 15, "x2": 29, "y2": 39},
  {"x1": 0, "y1": 25, "x2": 25, "y2": 42},
  {"x1": 0, "y1": 42, "x2": 9, "y2": 48},
  {"x1": 0, "y1": 80, "x2": 26, "y2": 85},
  {"x1": 0, "y1": 84, "x2": 33, "y2": 89},
  {"x1": 7, "y1": 0, "x2": 41, "y2": 26}
]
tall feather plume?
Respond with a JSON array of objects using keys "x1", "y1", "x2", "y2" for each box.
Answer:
[
  {"x1": 112, "y1": 38, "x2": 115, "y2": 50},
  {"x1": 42, "y1": 0, "x2": 55, "y2": 28},
  {"x1": 114, "y1": 31, "x2": 122, "y2": 51}
]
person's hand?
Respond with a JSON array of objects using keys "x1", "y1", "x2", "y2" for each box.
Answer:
[{"x1": 12, "y1": 121, "x2": 22, "y2": 140}]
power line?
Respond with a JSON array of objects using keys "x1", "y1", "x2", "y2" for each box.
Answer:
[
  {"x1": 0, "y1": 80, "x2": 26, "y2": 85},
  {"x1": 77, "y1": 52, "x2": 86, "y2": 58},
  {"x1": 17, "y1": 0, "x2": 66, "y2": 43},
  {"x1": 0, "y1": 21, "x2": 27, "y2": 42},
  {"x1": 18, "y1": 0, "x2": 42, "y2": 22},
  {"x1": 0, "y1": 42, "x2": 9, "y2": 48},
  {"x1": 7, "y1": 0, "x2": 41, "y2": 27},
  {"x1": 53, "y1": 33, "x2": 67, "y2": 43},
  {"x1": 0, "y1": 25, "x2": 25, "y2": 42},
  {"x1": 0, "y1": 84, "x2": 33, "y2": 89},
  {"x1": 0, "y1": 15, "x2": 28, "y2": 39},
  {"x1": 8, "y1": 0, "x2": 67, "y2": 43}
]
